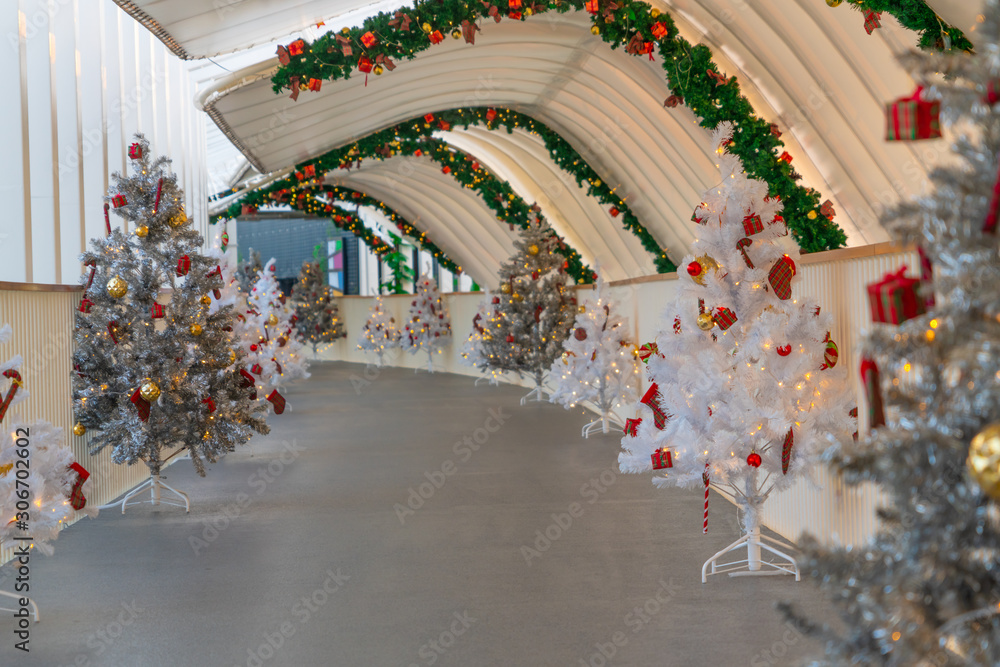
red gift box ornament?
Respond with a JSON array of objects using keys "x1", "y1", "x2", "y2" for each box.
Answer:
[
  {"x1": 150, "y1": 303, "x2": 164, "y2": 319},
  {"x1": 202, "y1": 397, "x2": 216, "y2": 414},
  {"x1": 438, "y1": 119, "x2": 451, "y2": 131},
  {"x1": 360, "y1": 31, "x2": 377, "y2": 48},
  {"x1": 67, "y1": 462, "x2": 90, "y2": 510},
  {"x1": 287, "y1": 39, "x2": 306, "y2": 56},
  {"x1": 886, "y1": 86, "x2": 941, "y2": 141},
  {"x1": 128, "y1": 143, "x2": 142, "y2": 160},
  {"x1": 651, "y1": 448, "x2": 673, "y2": 470},
  {"x1": 623, "y1": 417, "x2": 642, "y2": 437},
  {"x1": 250, "y1": 363, "x2": 263, "y2": 376},
  {"x1": 768, "y1": 255, "x2": 796, "y2": 300},
  {"x1": 585, "y1": 0, "x2": 598, "y2": 13},
  {"x1": 306, "y1": 78, "x2": 321, "y2": 93},
  {"x1": 130, "y1": 387, "x2": 150, "y2": 422},
  {"x1": 863, "y1": 10, "x2": 881, "y2": 35},
  {"x1": 486, "y1": 108, "x2": 497, "y2": 122},
  {"x1": 111, "y1": 194, "x2": 127, "y2": 208},
  {"x1": 742, "y1": 214, "x2": 763, "y2": 236},
  {"x1": 650, "y1": 21, "x2": 667, "y2": 38},
  {"x1": 866, "y1": 265, "x2": 926, "y2": 324},
  {"x1": 713, "y1": 307, "x2": 738, "y2": 331},
  {"x1": 820, "y1": 199, "x2": 835, "y2": 219},
  {"x1": 778, "y1": 151, "x2": 793, "y2": 164},
  {"x1": 423, "y1": 113, "x2": 435, "y2": 124},
  {"x1": 176, "y1": 255, "x2": 191, "y2": 277},
  {"x1": 358, "y1": 54, "x2": 373, "y2": 72},
  {"x1": 78, "y1": 298, "x2": 93, "y2": 313},
  {"x1": 640, "y1": 383, "x2": 668, "y2": 430},
  {"x1": 509, "y1": 0, "x2": 522, "y2": 8},
  {"x1": 429, "y1": 30, "x2": 444, "y2": 44}
]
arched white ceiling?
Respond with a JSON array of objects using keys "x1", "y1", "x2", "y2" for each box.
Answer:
[
  {"x1": 118, "y1": 0, "x2": 980, "y2": 275},
  {"x1": 326, "y1": 157, "x2": 520, "y2": 284}
]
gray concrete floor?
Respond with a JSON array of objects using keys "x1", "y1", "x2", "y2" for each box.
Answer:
[{"x1": 1, "y1": 361, "x2": 838, "y2": 666}]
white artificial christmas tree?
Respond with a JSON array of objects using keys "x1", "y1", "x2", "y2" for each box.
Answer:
[
  {"x1": 549, "y1": 275, "x2": 639, "y2": 437},
  {"x1": 403, "y1": 274, "x2": 452, "y2": 372},
  {"x1": 460, "y1": 292, "x2": 505, "y2": 386},
  {"x1": 357, "y1": 296, "x2": 400, "y2": 367},
  {"x1": 618, "y1": 122, "x2": 854, "y2": 581},
  {"x1": 243, "y1": 259, "x2": 310, "y2": 415}
]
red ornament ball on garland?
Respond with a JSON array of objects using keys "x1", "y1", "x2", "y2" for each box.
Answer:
[
  {"x1": 250, "y1": 344, "x2": 258, "y2": 352},
  {"x1": 574, "y1": 327, "x2": 588, "y2": 341},
  {"x1": 687, "y1": 261, "x2": 702, "y2": 277},
  {"x1": 747, "y1": 452, "x2": 762, "y2": 468},
  {"x1": 776, "y1": 345, "x2": 791, "y2": 356}
]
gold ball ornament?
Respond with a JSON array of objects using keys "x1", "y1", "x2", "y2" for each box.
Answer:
[
  {"x1": 169, "y1": 210, "x2": 188, "y2": 227},
  {"x1": 135, "y1": 224, "x2": 149, "y2": 238},
  {"x1": 200, "y1": 295, "x2": 212, "y2": 306},
  {"x1": 500, "y1": 283, "x2": 512, "y2": 294},
  {"x1": 107, "y1": 275, "x2": 128, "y2": 299},
  {"x1": 229, "y1": 350, "x2": 237, "y2": 364},
  {"x1": 807, "y1": 210, "x2": 818, "y2": 220},
  {"x1": 374, "y1": 64, "x2": 384, "y2": 75},
  {"x1": 578, "y1": 305, "x2": 586, "y2": 314},
  {"x1": 139, "y1": 380, "x2": 161, "y2": 402},
  {"x1": 72, "y1": 422, "x2": 86, "y2": 437},
  {"x1": 422, "y1": 22, "x2": 433, "y2": 33},
  {"x1": 825, "y1": 0, "x2": 841, "y2": 6},
  {"x1": 590, "y1": 25, "x2": 600, "y2": 35},
  {"x1": 968, "y1": 423, "x2": 1000, "y2": 499},
  {"x1": 527, "y1": 244, "x2": 540, "y2": 256},
  {"x1": 650, "y1": 7, "x2": 660, "y2": 16},
  {"x1": 267, "y1": 313, "x2": 279, "y2": 326},
  {"x1": 512, "y1": 293, "x2": 524, "y2": 302},
  {"x1": 189, "y1": 323, "x2": 203, "y2": 336},
  {"x1": 696, "y1": 313, "x2": 715, "y2": 331},
  {"x1": 452, "y1": 29, "x2": 462, "y2": 39},
  {"x1": 524, "y1": 7, "x2": 533, "y2": 15},
  {"x1": 690, "y1": 255, "x2": 719, "y2": 286}
]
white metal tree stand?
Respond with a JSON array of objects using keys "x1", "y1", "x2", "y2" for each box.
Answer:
[
  {"x1": 0, "y1": 590, "x2": 39, "y2": 623},
  {"x1": 98, "y1": 454, "x2": 190, "y2": 514},
  {"x1": 581, "y1": 382, "x2": 627, "y2": 437},
  {"x1": 520, "y1": 371, "x2": 547, "y2": 405},
  {"x1": 701, "y1": 471, "x2": 799, "y2": 583}
]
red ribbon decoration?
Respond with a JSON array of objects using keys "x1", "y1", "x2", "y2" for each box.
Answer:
[
  {"x1": 0, "y1": 369, "x2": 23, "y2": 424},
  {"x1": 288, "y1": 76, "x2": 300, "y2": 101},
  {"x1": 482, "y1": 0, "x2": 501, "y2": 22},
  {"x1": 388, "y1": 10, "x2": 411, "y2": 31},
  {"x1": 335, "y1": 34, "x2": 353, "y2": 57},
  {"x1": 276, "y1": 44, "x2": 290, "y2": 65},
  {"x1": 706, "y1": 69, "x2": 730, "y2": 86},
  {"x1": 153, "y1": 177, "x2": 163, "y2": 214},
  {"x1": 107, "y1": 320, "x2": 120, "y2": 345},
  {"x1": 103, "y1": 203, "x2": 111, "y2": 235},
  {"x1": 461, "y1": 19, "x2": 480, "y2": 44},
  {"x1": 375, "y1": 53, "x2": 396, "y2": 71},
  {"x1": 129, "y1": 387, "x2": 150, "y2": 422}
]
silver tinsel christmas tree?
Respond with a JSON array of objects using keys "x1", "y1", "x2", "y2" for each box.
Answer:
[
  {"x1": 292, "y1": 260, "x2": 345, "y2": 353},
  {"x1": 479, "y1": 215, "x2": 576, "y2": 399},
  {"x1": 72, "y1": 135, "x2": 269, "y2": 484},
  {"x1": 781, "y1": 5, "x2": 1000, "y2": 664}
]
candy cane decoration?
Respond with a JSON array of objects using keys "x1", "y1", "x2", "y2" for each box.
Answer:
[
  {"x1": 736, "y1": 238, "x2": 754, "y2": 268},
  {"x1": 702, "y1": 463, "x2": 710, "y2": 534},
  {"x1": 103, "y1": 203, "x2": 111, "y2": 235}
]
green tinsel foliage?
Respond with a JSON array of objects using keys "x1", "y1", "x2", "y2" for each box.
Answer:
[
  {"x1": 267, "y1": 0, "x2": 848, "y2": 253},
  {"x1": 834, "y1": 0, "x2": 972, "y2": 52}
]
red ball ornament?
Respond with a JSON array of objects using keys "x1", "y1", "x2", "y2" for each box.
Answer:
[
  {"x1": 776, "y1": 345, "x2": 791, "y2": 356},
  {"x1": 492, "y1": 297, "x2": 500, "y2": 304},
  {"x1": 506, "y1": 334, "x2": 515, "y2": 343},
  {"x1": 687, "y1": 261, "x2": 702, "y2": 277},
  {"x1": 250, "y1": 344, "x2": 258, "y2": 351},
  {"x1": 531, "y1": 271, "x2": 539, "y2": 280},
  {"x1": 574, "y1": 327, "x2": 588, "y2": 341},
  {"x1": 747, "y1": 452, "x2": 762, "y2": 468}
]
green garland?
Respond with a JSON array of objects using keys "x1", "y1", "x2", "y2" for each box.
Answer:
[
  {"x1": 214, "y1": 128, "x2": 596, "y2": 283},
  {"x1": 268, "y1": 0, "x2": 849, "y2": 252},
  {"x1": 831, "y1": 0, "x2": 972, "y2": 52}
]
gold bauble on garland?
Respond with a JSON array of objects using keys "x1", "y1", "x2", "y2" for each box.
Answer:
[
  {"x1": 968, "y1": 423, "x2": 1000, "y2": 500},
  {"x1": 72, "y1": 422, "x2": 86, "y2": 437},
  {"x1": 451, "y1": 29, "x2": 461, "y2": 39},
  {"x1": 421, "y1": 22, "x2": 432, "y2": 33},
  {"x1": 267, "y1": 313, "x2": 279, "y2": 326},
  {"x1": 200, "y1": 295, "x2": 211, "y2": 306},
  {"x1": 107, "y1": 275, "x2": 128, "y2": 299},
  {"x1": 139, "y1": 380, "x2": 160, "y2": 402},
  {"x1": 527, "y1": 244, "x2": 540, "y2": 256},
  {"x1": 697, "y1": 313, "x2": 715, "y2": 331},
  {"x1": 189, "y1": 323, "x2": 203, "y2": 336},
  {"x1": 135, "y1": 224, "x2": 149, "y2": 238},
  {"x1": 650, "y1": 7, "x2": 660, "y2": 16},
  {"x1": 374, "y1": 64, "x2": 384, "y2": 75},
  {"x1": 590, "y1": 25, "x2": 600, "y2": 35},
  {"x1": 825, "y1": 0, "x2": 842, "y2": 6}
]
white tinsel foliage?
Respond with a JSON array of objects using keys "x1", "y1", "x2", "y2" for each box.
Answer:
[
  {"x1": 781, "y1": 6, "x2": 1000, "y2": 665},
  {"x1": 478, "y1": 215, "x2": 577, "y2": 388},
  {"x1": 549, "y1": 274, "x2": 639, "y2": 414},
  {"x1": 357, "y1": 296, "x2": 400, "y2": 367},
  {"x1": 236, "y1": 247, "x2": 263, "y2": 293},
  {"x1": 243, "y1": 259, "x2": 310, "y2": 414},
  {"x1": 72, "y1": 134, "x2": 269, "y2": 477},
  {"x1": 619, "y1": 121, "x2": 854, "y2": 506},
  {"x1": 292, "y1": 260, "x2": 346, "y2": 353},
  {"x1": 403, "y1": 274, "x2": 452, "y2": 371},
  {"x1": 461, "y1": 292, "x2": 505, "y2": 385}
]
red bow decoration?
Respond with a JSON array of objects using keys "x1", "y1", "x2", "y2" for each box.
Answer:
[
  {"x1": 462, "y1": 19, "x2": 481, "y2": 44},
  {"x1": 706, "y1": 69, "x2": 730, "y2": 86},
  {"x1": 664, "y1": 95, "x2": 682, "y2": 108},
  {"x1": 288, "y1": 76, "x2": 300, "y2": 101},
  {"x1": 602, "y1": 0, "x2": 620, "y2": 20},
  {"x1": 335, "y1": 34, "x2": 353, "y2": 57},
  {"x1": 388, "y1": 11, "x2": 412, "y2": 31},
  {"x1": 276, "y1": 44, "x2": 290, "y2": 65},
  {"x1": 770, "y1": 123, "x2": 781, "y2": 138},
  {"x1": 482, "y1": 1, "x2": 501, "y2": 22},
  {"x1": 375, "y1": 53, "x2": 396, "y2": 71},
  {"x1": 130, "y1": 387, "x2": 150, "y2": 422},
  {"x1": 820, "y1": 200, "x2": 835, "y2": 219}
]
